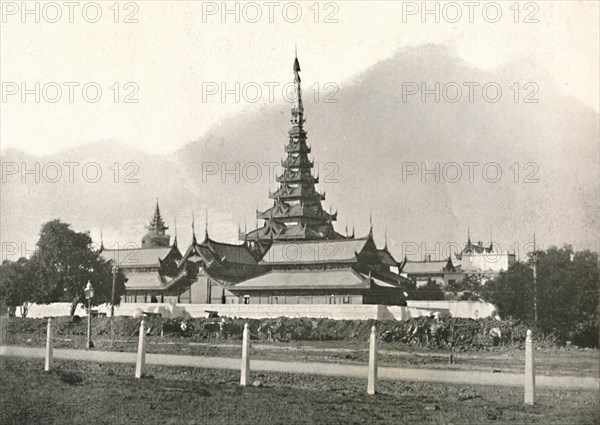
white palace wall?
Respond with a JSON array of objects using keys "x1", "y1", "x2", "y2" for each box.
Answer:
[{"x1": 16, "y1": 301, "x2": 498, "y2": 320}]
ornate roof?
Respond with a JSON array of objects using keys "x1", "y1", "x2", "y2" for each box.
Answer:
[
  {"x1": 402, "y1": 258, "x2": 456, "y2": 274},
  {"x1": 270, "y1": 184, "x2": 325, "y2": 201},
  {"x1": 260, "y1": 237, "x2": 371, "y2": 265},
  {"x1": 100, "y1": 246, "x2": 179, "y2": 268},
  {"x1": 123, "y1": 270, "x2": 187, "y2": 291},
  {"x1": 232, "y1": 268, "x2": 371, "y2": 290},
  {"x1": 257, "y1": 202, "x2": 335, "y2": 221},
  {"x1": 376, "y1": 248, "x2": 398, "y2": 267}
]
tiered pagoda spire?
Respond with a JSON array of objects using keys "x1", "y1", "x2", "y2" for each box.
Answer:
[
  {"x1": 147, "y1": 201, "x2": 168, "y2": 234},
  {"x1": 141, "y1": 201, "x2": 171, "y2": 248},
  {"x1": 245, "y1": 55, "x2": 341, "y2": 242}
]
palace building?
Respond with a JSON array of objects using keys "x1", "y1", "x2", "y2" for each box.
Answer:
[
  {"x1": 454, "y1": 231, "x2": 516, "y2": 277},
  {"x1": 105, "y1": 55, "x2": 410, "y2": 305},
  {"x1": 175, "y1": 55, "x2": 410, "y2": 305}
]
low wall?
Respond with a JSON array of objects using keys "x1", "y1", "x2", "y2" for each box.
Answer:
[
  {"x1": 406, "y1": 300, "x2": 498, "y2": 319},
  {"x1": 16, "y1": 302, "x2": 451, "y2": 321},
  {"x1": 179, "y1": 304, "x2": 383, "y2": 320},
  {"x1": 16, "y1": 303, "x2": 87, "y2": 318}
]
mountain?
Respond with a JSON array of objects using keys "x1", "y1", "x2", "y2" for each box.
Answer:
[{"x1": 2, "y1": 44, "x2": 598, "y2": 261}]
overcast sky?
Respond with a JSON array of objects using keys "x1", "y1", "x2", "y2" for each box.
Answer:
[{"x1": 1, "y1": 1, "x2": 598, "y2": 155}]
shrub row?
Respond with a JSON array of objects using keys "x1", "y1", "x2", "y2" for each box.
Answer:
[{"x1": 3, "y1": 315, "x2": 578, "y2": 349}]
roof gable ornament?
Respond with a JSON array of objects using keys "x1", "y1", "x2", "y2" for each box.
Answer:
[
  {"x1": 173, "y1": 217, "x2": 178, "y2": 248},
  {"x1": 204, "y1": 209, "x2": 209, "y2": 240},
  {"x1": 191, "y1": 211, "x2": 197, "y2": 245}
]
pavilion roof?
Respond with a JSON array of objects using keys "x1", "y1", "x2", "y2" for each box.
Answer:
[
  {"x1": 260, "y1": 237, "x2": 370, "y2": 265},
  {"x1": 100, "y1": 246, "x2": 178, "y2": 268},
  {"x1": 232, "y1": 268, "x2": 370, "y2": 290}
]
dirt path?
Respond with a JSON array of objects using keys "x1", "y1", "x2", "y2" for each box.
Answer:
[{"x1": 2, "y1": 345, "x2": 598, "y2": 390}]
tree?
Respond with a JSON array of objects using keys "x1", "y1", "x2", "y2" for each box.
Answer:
[
  {"x1": 483, "y1": 245, "x2": 599, "y2": 347},
  {"x1": 482, "y1": 262, "x2": 534, "y2": 320},
  {"x1": 28, "y1": 220, "x2": 127, "y2": 315},
  {"x1": 447, "y1": 273, "x2": 484, "y2": 300},
  {"x1": 410, "y1": 278, "x2": 445, "y2": 300},
  {"x1": 0, "y1": 258, "x2": 34, "y2": 317}
]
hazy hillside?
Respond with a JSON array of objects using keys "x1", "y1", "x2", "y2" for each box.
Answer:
[{"x1": 2, "y1": 44, "x2": 598, "y2": 260}]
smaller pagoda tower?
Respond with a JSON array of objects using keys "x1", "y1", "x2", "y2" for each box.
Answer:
[{"x1": 142, "y1": 201, "x2": 171, "y2": 248}]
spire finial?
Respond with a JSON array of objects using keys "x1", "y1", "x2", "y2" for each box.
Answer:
[{"x1": 291, "y1": 52, "x2": 303, "y2": 126}]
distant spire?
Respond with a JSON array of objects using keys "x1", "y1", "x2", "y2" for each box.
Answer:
[
  {"x1": 345, "y1": 218, "x2": 349, "y2": 238},
  {"x1": 533, "y1": 232, "x2": 537, "y2": 251},
  {"x1": 369, "y1": 208, "x2": 373, "y2": 237},
  {"x1": 100, "y1": 228, "x2": 104, "y2": 251}
]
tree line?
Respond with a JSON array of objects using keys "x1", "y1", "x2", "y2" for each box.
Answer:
[{"x1": 416, "y1": 245, "x2": 599, "y2": 347}]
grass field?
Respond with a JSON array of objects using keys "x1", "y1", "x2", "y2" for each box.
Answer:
[{"x1": 1, "y1": 357, "x2": 598, "y2": 425}]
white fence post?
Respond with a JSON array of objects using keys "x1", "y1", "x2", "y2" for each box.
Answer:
[
  {"x1": 45, "y1": 318, "x2": 53, "y2": 371},
  {"x1": 367, "y1": 325, "x2": 378, "y2": 395},
  {"x1": 135, "y1": 320, "x2": 146, "y2": 379},
  {"x1": 240, "y1": 323, "x2": 250, "y2": 386},
  {"x1": 524, "y1": 329, "x2": 535, "y2": 405}
]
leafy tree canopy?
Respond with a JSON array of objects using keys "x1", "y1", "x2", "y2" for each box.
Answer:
[
  {"x1": 27, "y1": 220, "x2": 127, "y2": 315},
  {"x1": 483, "y1": 245, "x2": 599, "y2": 346},
  {"x1": 0, "y1": 257, "x2": 34, "y2": 316}
]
